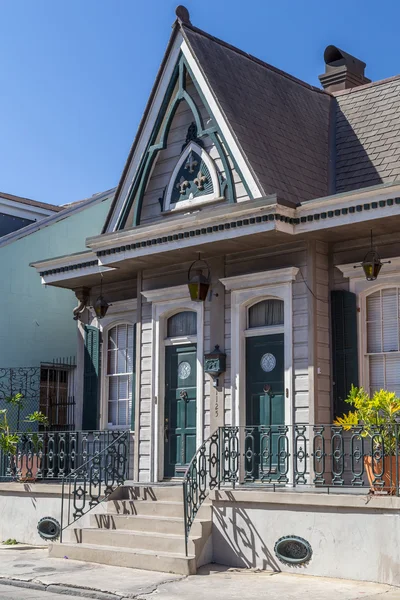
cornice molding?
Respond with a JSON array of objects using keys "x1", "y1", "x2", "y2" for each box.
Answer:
[
  {"x1": 220, "y1": 267, "x2": 299, "y2": 291},
  {"x1": 141, "y1": 284, "x2": 190, "y2": 303}
]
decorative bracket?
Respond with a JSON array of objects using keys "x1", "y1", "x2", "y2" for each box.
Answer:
[{"x1": 73, "y1": 287, "x2": 90, "y2": 321}]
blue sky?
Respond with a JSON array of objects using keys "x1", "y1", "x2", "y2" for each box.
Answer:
[{"x1": 1, "y1": 0, "x2": 400, "y2": 206}]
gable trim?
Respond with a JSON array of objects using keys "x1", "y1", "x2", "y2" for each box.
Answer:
[
  {"x1": 116, "y1": 54, "x2": 224, "y2": 230},
  {"x1": 105, "y1": 25, "x2": 264, "y2": 233},
  {"x1": 104, "y1": 31, "x2": 184, "y2": 233},
  {"x1": 164, "y1": 141, "x2": 220, "y2": 211},
  {"x1": 181, "y1": 38, "x2": 263, "y2": 200}
]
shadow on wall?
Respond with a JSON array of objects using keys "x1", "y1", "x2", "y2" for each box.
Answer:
[{"x1": 212, "y1": 491, "x2": 281, "y2": 571}]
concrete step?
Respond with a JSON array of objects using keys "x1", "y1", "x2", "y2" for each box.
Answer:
[
  {"x1": 107, "y1": 499, "x2": 183, "y2": 518},
  {"x1": 89, "y1": 513, "x2": 207, "y2": 537},
  {"x1": 107, "y1": 499, "x2": 211, "y2": 519},
  {"x1": 71, "y1": 528, "x2": 197, "y2": 554},
  {"x1": 118, "y1": 484, "x2": 184, "y2": 501},
  {"x1": 50, "y1": 542, "x2": 196, "y2": 575}
]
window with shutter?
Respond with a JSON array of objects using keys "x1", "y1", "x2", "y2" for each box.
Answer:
[
  {"x1": 83, "y1": 325, "x2": 101, "y2": 430},
  {"x1": 106, "y1": 324, "x2": 134, "y2": 428},
  {"x1": 331, "y1": 290, "x2": 359, "y2": 418},
  {"x1": 366, "y1": 288, "x2": 400, "y2": 395}
]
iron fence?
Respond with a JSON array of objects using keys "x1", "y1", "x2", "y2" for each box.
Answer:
[
  {"x1": 0, "y1": 430, "x2": 127, "y2": 481},
  {"x1": 183, "y1": 424, "x2": 400, "y2": 554},
  {"x1": 0, "y1": 359, "x2": 76, "y2": 432}
]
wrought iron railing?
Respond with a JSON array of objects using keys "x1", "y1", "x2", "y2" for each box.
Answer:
[
  {"x1": 0, "y1": 430, "x2": 126, "y2": 481},
  {"x1": 0, "y1": 360, "x2": 76, "y2": 431},
  {"x1": 60, "y1": 430, "x2": 129, "y2": 541},
  {"x1": 183, "y1": 424, "x2": 400, "y2": 554}
]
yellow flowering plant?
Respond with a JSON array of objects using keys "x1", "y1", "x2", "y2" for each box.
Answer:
[{"x1": 334, "y1": 385, "x2": 400, "y2": 454}]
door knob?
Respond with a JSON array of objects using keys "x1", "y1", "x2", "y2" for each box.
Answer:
[
  {"x1": 263, "y1": 384, "x2": 274, "y2": 398},
  {"x1": 164, "y1": 419, "x2": 169, "y2": 442}
]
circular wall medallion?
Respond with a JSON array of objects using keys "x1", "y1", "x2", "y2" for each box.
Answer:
[
  {"x1": 37, "y1": 516, "x2": 61, "y2": 541},
  {"x1": 178, "y1": 361, "x2": 191, "y2": 380},
  {"x1": 260, "y1": 353, "x2": 276, "y2": 372},
  {"x1": 274, "y1": 535, "x2": 312, "y2": 566}
]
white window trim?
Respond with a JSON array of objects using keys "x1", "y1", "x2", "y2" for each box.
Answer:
[
  {"x1": 244, "y1": 325, "x2": 284, "y2": 338},
  {"x1": 96, "y1": 299, "x2": 137, "y2": 431},
  {"x1": 337, "y1": 256, "x2": 400, "y2": 392},
  {"x1": 164, "y1": 141, "x2": 220, "y2": 212},
  {"x1": 101, "y1": 321, "x2": 135, "y2": 431},
  {"x1": 220, "y1": 267, "x2": 298, "y2": 431},
  {"x1": 141, "y1": 285, "x2": 204, "y2": 482}
]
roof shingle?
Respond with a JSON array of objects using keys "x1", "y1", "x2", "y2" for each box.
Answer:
[
  {"x1": 182, "y1": 24, "x2": 332, "y2": 205},
  {"x1": 334, "y1": 78, "x2": 400, "y2": 193}
]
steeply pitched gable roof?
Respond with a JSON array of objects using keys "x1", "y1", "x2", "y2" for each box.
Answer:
[
  {"x1": 104, "y1": 13, "x2": 400, "y2": 231},
  {"x1": 182, "y1": 24, "x2": 332, "y2": 205},
  {"x1": 334, "y1": 76, "x2": 400, "y2": 193}
]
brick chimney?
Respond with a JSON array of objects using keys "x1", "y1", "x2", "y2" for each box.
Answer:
[{"x1": 319, "y1": 45, "x2": 371, "y2": 92}]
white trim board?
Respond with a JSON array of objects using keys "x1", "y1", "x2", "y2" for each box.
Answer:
[
  {"x1": 106, "y1": 33, "x2": 184, "y2": 233},
  {"x1": 220, "y1": 267, "x2": 297, "y2": 480},
  {"x1": 142, "y1": 284, "x2": 204, "y2": 481}
]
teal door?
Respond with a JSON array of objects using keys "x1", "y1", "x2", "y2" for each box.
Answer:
[
  {"x1": 164, "y1": 345, "x2": 197, "y2": 478},
  {"x1": 246, "y1": 333, "x2": 285, "y2": 479}
]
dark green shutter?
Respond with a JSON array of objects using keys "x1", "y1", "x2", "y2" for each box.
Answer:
[
  {"x1": 131, "y1": 323, "x2": 137, "y2": 430},
  {"x1": 83, "y1": 325, "x2": 101, "y2": 430},
  {"x1": 331, "y1": 290, "x2": 359, "y2": 418}
]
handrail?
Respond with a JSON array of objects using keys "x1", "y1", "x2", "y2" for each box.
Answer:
[
  {"x1": 182, "y1": 428, "x2": 221, "y2": 556},
  {"x1": 60, "y1": 430, "x2": 129, "y2": 542}
]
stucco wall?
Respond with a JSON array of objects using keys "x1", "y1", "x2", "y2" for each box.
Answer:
[
  {"x1": 0, "y1": 197, "x2": 112, "y2": 367},
  {"x1": 0, "y1": 483, "x2": 107, "y2": 545},
  {"x1": 211, "y1": 489, "x2": 400, "y2": 586}
]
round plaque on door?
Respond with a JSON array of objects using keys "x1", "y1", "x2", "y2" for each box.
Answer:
[
  {"x1": 260, "y1": 353, "x2": 276, "y2": 372},
  {"x1": 178, "y1": 361, "x2": 191, "y2": 380}
]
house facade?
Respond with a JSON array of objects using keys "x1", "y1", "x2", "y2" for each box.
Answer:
[
  {"x1": 28, "y1": 8, "x2": 400, "y2": 582},
  {"x1": 0, "y1": 189, "x2": 113, "y2": 430}
]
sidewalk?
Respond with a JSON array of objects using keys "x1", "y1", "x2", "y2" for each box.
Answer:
[{"x1": 0, "y1": 546, "x2": 399, "y2": 600}]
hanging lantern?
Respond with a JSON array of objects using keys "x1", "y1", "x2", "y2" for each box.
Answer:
[
  {"x1": 188, "y1": 254, "x2": 211, "y2": 302},
  {"x1": 94, "y1": 295, "x2": 109, "y2": 319},
  {"x1": 361, "y1": 250, "x2": 383, "y2": 281},
  {"x1": 93, "y1": 273, "x2": 109, "y2": 318},
  {"x1": 355, "y1": 230, "x2": 390, "y2": 281}
]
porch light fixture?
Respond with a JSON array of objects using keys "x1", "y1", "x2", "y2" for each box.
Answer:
[
  {"x1": 354, "y1": 230, "x2": 391, "y2": 281},
  {"x1": 94, "y1": 273, "x2": 109, "y2": 319},
  {"x1": 187, "y1": 254, "x2": 211, "y2": 302}
]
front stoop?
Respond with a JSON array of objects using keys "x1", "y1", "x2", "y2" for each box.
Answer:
[{"x1": 50, "y1": 484, "x2": 212, "y2": 575}]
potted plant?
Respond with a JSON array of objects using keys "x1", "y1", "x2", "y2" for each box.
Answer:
[
  {"x1": 334, "y1": 385, "x2": 400, "y2": 494},
  {"x1": 0, "y1": 394, "x2": 49, "y2": 482}
]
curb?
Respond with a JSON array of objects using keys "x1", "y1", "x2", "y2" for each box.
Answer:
[
  {"x1": 0, "y1": 545, "x2": 47, "y2": 551},
  {"x1": 0, "y1": 578, "x2": 123, "y2": 599}
]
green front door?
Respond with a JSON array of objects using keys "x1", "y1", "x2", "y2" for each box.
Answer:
[
  {"x1": 246, "y1": 333, "x2": 285, "y2": 479},
  {"x1": 164, "y1": 344, "x2": 197, "y2": 478}
]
